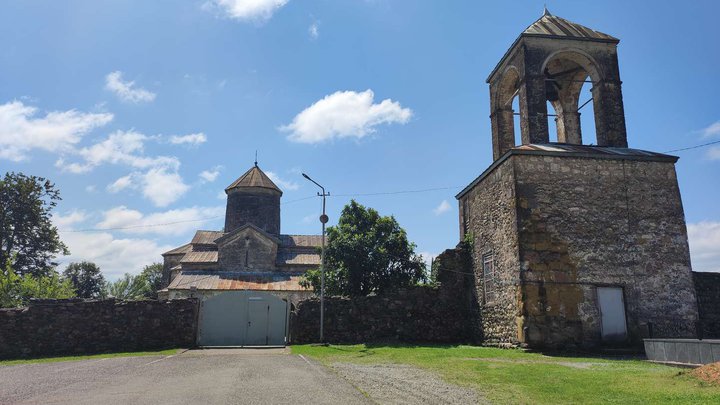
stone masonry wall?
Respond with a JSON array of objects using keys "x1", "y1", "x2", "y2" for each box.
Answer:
[
  {"x1": 290, "y1": 283, "x2": 474, "y2": 344},
  {"x1": 459, "y1": 160, "x2": 522, "y2": 345},
  {"x1": 694, "y1": 271, "x2": 720, "y2": 338},
  {"x1": 514, "y1": 154, "x2": 698, "y2": 347},
  {"x1": 0, "y1": 298, "x2": 198, "y2": 359}
]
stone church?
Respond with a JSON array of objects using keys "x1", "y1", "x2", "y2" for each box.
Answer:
[
  {"x1": 455, "y1": 10, "x2": 699, "y2": 348},
  {"x1": 158, "y1": 164, "x2": 321, "y2": 305}
]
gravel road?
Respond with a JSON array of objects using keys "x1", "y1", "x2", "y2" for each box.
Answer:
[{"x1": 331, "y1": 362, "x2": 486, "y2": 404}]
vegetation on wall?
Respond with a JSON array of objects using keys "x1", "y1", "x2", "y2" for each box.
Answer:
[
  {"x1": 300, "y1": 200, "x2": 426, "y2": 296},
  {"x1": 0, "y1": 260, "x2": 75, "y2": 308}
]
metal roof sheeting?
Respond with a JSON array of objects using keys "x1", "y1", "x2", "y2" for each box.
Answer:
[
  {"x1": 190, "y1": 230, "x2": 224, "y2": 245},
  {"x1": 523, "y1": 11, "x2": 618, "y2": 42},
  {"x1": 225, "y1": 165, "x2": 282, "y2": 193},
  {"x1": 279, "y1": 234, "x2": 323, "y2": 248},
  {"x1": 180, "y1": 251, "x2": 219, "y2": 264},
  {"x1": 513, "y1": 144, "x2": 675, "y2": 158},
  {"x1": 276, "y1": 250, "x2": 321, "y2": 265},
  {"x1": 167, "y1": 271, "x2": 309, "y2": 291},
  {"x1": 162, "y1": 243, "x2": 192, "y2": 256}
]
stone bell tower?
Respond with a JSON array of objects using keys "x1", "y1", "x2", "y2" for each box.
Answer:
[
  {"x1": 488, "y1": 7, "x2": 627, "y2": 160},
  {"x1": 457, "y1": 9, "x2": 698, "y2": 349}
]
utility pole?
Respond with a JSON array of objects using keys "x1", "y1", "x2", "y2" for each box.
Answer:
[{"x1": 301, "y1": 173, "x2": 329, "y2": 342}]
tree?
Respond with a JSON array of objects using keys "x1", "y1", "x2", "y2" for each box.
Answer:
[
  {"x1": 63, "y1": 261, "x2": 106, "y2": 298},
  {"x1": 0, "y1": 259, "x2": 75, "y2": 308},
  {"x1": 104, "y1": 273, "x2": 150, "y2": 300},
  {"x1": 300, "y1": 200, "x2": 426, "y2": 296},
  {"x1": 0, "y1": 172, "x2": 68, "y2": 277},
  {"x1": 140, "y1": 263, "x2": 163, "y2": 299}
]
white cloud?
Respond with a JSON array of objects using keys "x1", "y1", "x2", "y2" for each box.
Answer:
[
  {"x1": 58, "y1": 231, "x2": 172, "y2": 279},
  {"x1": 57, "y1": 130, "x2": 179, "y2": 174},
  {"x1": 169, "y1": 133, "x2": 207, "y2": 146},
  {"x1": 217, "y1": 190, "x2": 227, "y2": 200},
  {"x1": 52, "y1": 210, "x2": 88, "y2": 230},
  {"x1": 97, "y1": 205, "x2": 224, "y2": 236},
  {"x1": 309, "y1": 22, "x2": 319, "y2": 39},
  {"x1": 199, "y1": 167, "x2": 221, "y2": 182},
  {"x1": 105, "y1": 71, "x2": 156, "y2": 103},
  {"x1": 281, "y1": 89, "x2": 412, "y2": 143},
  {"x1": 688, "y1": 221, "x2": 720, "y2": 272},
  {"x1": 53, "y1": 212, "x2": 171, "y2": 279},
  {"x1": 205, "y1": 0, "x2": 289, "y2": 22},
  {"x1": 104, "y1": 167, "x2": 189, "y2": 207},
  {"x1": 107, "y1": 174, "x2": 135, "y2": 193},
  {"x1": 266, "y1": 171, "x2": 299, "y2": 191},
  {"x1": 706, "y1": 146, "x2": 720, "y2": 160},
  {"x1": 141, "y1": 168, "x2": 190, "y2": 207},
  {"x1": 701, "y1": 121, "x2": 720, "y2": 138},
  {"x1": 0, "y1": 101, "x2": 112, "y2": 161},
  {"x1": 433, "y1": 200, "x2": 452, "y2": 215}
]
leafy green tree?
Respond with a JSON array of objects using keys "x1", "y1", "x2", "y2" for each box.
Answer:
[
  {"x1": 0, "y1": 172, "x2": 68, "y2": 277},
  {"x1": 0, "y1": 260, "x2": 75, "y2": 308},
  {"x1": 63, "y1": 261, "x2": 106, "y2": 298},
  {"x1": 300, "y1": 200, "x2": 426, "y2": 296},
  {"x1": 140, "y1": 262, "x2": 163, "y2": 299},
  {"x1": 104, "y1": 273, "x2": 150, "y2": 300}
]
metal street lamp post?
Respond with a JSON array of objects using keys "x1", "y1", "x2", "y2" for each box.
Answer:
[{"x1": 302, "y1": 173, "x2": 329, "y2": 342}]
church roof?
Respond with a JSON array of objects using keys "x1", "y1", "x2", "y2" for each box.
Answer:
[
  {"x1": 522, "y1": 8, "x2": 618, "y2": 42},
  {"x1": 279, "y1": 234, "x2": 323, "y2": 248},
  {"x1": 162, "y1": 243, "x2": 192, "y2": 256},
  {"x1": 167, "y1": 271, "x2": 309, "y2": 291},
  {"x1": 225, "y1": 165, "x2": 282, "y2": 193},
  {"x1": 190, "y1": 230, "x2": 224, "y2": 246}
]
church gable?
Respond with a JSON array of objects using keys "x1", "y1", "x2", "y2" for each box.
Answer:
[{"x1": 216, "y1": 224, "x2": 279, "y2": 272}]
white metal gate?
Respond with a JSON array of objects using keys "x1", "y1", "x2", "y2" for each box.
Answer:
[{"x1": 197, "y1": 291, "x2": 289, "y2": 347}]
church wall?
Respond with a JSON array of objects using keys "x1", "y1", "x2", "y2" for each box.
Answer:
[
  {"x1": 218, "y1": 228, "x2": 278, "y2": 272},
  {"x1": 513, "y1": 154, "x2": 699, "y2": 348},
  {"x1": 459, "y1": 159, "x2": 522, "y2": 345}
]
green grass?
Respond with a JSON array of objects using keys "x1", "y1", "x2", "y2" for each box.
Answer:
[
  {"x1": 292, "y1": 344, "x2": 720, "y2": 404},
  {"x1": 0, "y1": 348, "x2": 183, "y2": 366}
]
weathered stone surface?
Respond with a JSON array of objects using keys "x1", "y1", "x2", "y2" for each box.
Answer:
[
  {"x1": 694, "y1": 272, "x2": 720, "y2": 338},
  {"x1": 458, "y1": 153, "x2": 699, "y2": 349},
  {"x1": 225, "y1": 188, "x2": 281, "y2": 236},
  {"x1": 0, "y1": 299, "x2": 198, "y2": 359},
  {"x1": 290, "y1": 283, "x2": 474, "y2": 344}
]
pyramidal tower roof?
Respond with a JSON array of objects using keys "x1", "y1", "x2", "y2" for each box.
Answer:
[
  {"x1": 225, "y1": 164, "x2": 282, "y2": 194},
  {"x1": 522, "y1": 8, "x2": 618, "y2": 42}
]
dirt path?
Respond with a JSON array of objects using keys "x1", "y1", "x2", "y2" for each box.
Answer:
[{"x1": 331, "y1": 362, "x2": 488, "y2": 405}]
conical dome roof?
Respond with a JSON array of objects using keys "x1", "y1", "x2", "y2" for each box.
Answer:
[{"x1": 225, "y1": 164, "x2": 282, "y2": 194}]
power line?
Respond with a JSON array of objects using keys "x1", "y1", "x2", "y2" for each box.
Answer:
[
  {"x1": 663, "y1": 139, "x2": 720, "y2": 153},
  {"x1": 332, "y1": 186, "x2": 461, "y2": 197},
  {"x1": 58, "y1": 187, "x2": 461, "y2": 233},
  {"x1": 62, "y1": 137, "x2": 719, "y2": 234}
]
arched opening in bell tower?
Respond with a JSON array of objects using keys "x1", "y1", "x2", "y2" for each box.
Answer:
[{"x1": 542, "y1": 50, "x2": 602, "y2": 146}]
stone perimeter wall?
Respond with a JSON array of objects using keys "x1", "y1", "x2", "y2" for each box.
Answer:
[
  {"x1": 694, "y1": 272, "x2": 720, "y2": 338},
  {"x1": 290, "y1": 261, "x2": 477, "y2": 344},
  {"x1": 0, "y1": 298, "x2": 198, "y2": 359}
]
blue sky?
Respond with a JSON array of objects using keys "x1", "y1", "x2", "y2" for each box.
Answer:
[{"x1": 1, "y1": 0, "x2": 718, "y2": 278}]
